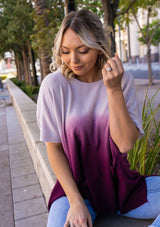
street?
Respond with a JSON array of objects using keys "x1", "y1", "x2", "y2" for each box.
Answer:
[{"x1": 123, "y1": 62, "x2": 160, "y2": 80}]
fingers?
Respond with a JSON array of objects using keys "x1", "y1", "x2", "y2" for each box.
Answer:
[
  {"x1": 64, "y1": 202, "x2": 93, "y2": 227},
  {"x1": 64, "y1": 220, "x2": 70, "y2": 227},
  {"x1": 107, "y1": 57, "x2": 123, "y2": 74},
  {"x1": 64, "y1": 216, "x2": 92, "y2": 227},
  {"x1": 103, "y1": 53, "x2": 124, "y2": 75},
  {"x1": 87, "y1": 215, "x2": 93, "y2": 227},
  {"x1": 102, "y1": 53, "x2": 124, "y2": 89}
]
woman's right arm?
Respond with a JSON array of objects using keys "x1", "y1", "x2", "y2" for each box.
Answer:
[{"x1": 46, "y1": 142, "x2": 92, "y2": 227}]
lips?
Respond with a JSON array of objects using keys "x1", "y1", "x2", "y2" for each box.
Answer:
[{"x1": 71, "y1": 65, "x2": 83, "y2": 70}]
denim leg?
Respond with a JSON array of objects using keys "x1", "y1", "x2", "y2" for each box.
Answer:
[
  {"x1": 47, "y1": 196, "x2": 69, "y2": 227},
  {"x1": 118, "y1": 176, "x2": 160, "y2": 226},
  {"x1": 47, "y1": 196, "x2": 97, "y2": 227}
]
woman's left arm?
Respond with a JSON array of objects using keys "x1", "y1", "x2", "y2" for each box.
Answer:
[{"x1": 102, "y1": 55, "x2": 139, "y2": 153}]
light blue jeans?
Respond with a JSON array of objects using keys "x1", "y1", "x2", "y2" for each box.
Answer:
[{"x1": 47, "y1": 176, "x2": 160, "y2": 227}]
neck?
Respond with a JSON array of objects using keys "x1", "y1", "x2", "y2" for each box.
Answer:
[{"x1": 75, "y1": 71, "x2": 102, "y2": 83}]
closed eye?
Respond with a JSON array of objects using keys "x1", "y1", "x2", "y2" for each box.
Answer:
[
  {"x1": 79, "y1": 50, "x2": 89, "y2": 54},
  {"x1": 61, "y1": 50, "x2": 70, "y2": 54},
  {"x1": 60, "y1": 45, "x2": 90, "y2": 55}
]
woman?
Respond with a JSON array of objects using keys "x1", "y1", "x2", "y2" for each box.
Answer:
[{"x1": 37, "y1": 9, "x2": 160, "y2": 227}]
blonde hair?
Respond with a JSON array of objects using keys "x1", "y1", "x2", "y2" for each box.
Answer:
[{"x1": 50, "y1": 9, "x2": 112, "y2": 79}]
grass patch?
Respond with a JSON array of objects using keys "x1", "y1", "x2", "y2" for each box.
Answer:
[{"x1": 128, "y1": 87, "x2": 160, "y2": 175}]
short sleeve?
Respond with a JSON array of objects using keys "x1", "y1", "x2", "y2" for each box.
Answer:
[
  {"x1": 36, "y1": 74, "x2": 61, "y2": 143},
  {"x1": 122, "y1": 72, "x2": 144, "y2": 138}
]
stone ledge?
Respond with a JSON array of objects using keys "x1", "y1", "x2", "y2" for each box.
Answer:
[
  {"x1": 6, "y1": 79, "x2": 153, "y2": 226},
  {"x1": 6, "y1": 79, "x2": 54, "y2": 205}
]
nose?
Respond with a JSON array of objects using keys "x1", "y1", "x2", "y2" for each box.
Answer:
[{"x1": 70, "y1": 52, "x2": 80, "y2": 64}]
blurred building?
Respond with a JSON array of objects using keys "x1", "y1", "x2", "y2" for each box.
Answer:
[
  {"x1": 0, "y1": 52, "x2": 16, "y2": 74},
  {"x1": 4, "y1": 52, "x2": 12, "y2": 69},
  {"x1": 115, "y1": 9, "x2": 160, "y2": 63}
]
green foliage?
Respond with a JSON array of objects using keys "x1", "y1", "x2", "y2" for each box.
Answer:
[
  {"x1": 76, "y1": 0, "x2": 103, "y2": 18},
  {"x1": 116, "y1": 0, "x2": 160, "y2": 28},
  {"x1": 31, "y1": 0, "x2": 64, "y2": 56},
  {"x1": 128, "y1": 88, "x2": 160, "y2": 175},
  {"x1": 11, "y1": 77, "x2": 39, "y2": 101},
  {"x1": 0, "y1": 0, "x2": 34, "y2": 57},
  {"x1": 11, "y1": 78, "x2": 25, "y2": 87},
  {"x1": 0, "y1": 0, "x2": 64, "y2": 58},
  {"x1": 0, "y1": 75, "x2": 7, "y2": 80},
  {"x1": 115, "y1": 0, "x2": 137, "y2": 26},
  {"x1": 138, "y1": 20, "x2": 160, "y2": 46}
]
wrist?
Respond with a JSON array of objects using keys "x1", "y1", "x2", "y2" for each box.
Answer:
[
  {"x1": 68, "y1": 192, "x2": 84, "y2": 206},
  {"x1": 106, "y1": 86, "x2": 123, "y2": 96}
]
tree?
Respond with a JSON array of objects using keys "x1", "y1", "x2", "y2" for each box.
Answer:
[
  {"x1": 77, "y1": 0, "x2": 137, "y2": 54},
  {"x1": 111, "y1": 0, "x2": 160, "y2": 85},
  {"x1": 133, "y1": 6, "x2": 160, "y2": 85},
  {"x1": 65, "y1": 0, "x2": 76, "y2": 14},
  {"x1": 0, "y1": 0, "x2": 64, "y2": 83},
  {"x1": 123, "y1": 0, "x2": 160, "y2": 85},
  {"x1": 32, "y1": 0, "x2": 64, "y2": 81},
  {"x1": 33, "y1": 0, "x2": 52, "y2": 80},
  {"x1": 0, "y1": 0, "x2": 36, "y2": 85},
  {"x1": 138, "y1": 20, "x2": 160, "y2": 85}
]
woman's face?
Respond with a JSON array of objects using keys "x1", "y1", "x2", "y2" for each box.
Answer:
[{"x1": 60, "y1": 28, "x2": 100, "y2": 82}]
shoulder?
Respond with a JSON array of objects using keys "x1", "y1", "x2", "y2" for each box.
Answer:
[
  {"x1": 40, "y1": 70, "x2": 67, "y2": 90},
  {"x1": 121, "y1": 71, "x2": 135, "y2": 90}
]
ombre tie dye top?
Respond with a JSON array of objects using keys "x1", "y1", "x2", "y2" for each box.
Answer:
[{"x1": 37, "y1": 70, "x2": 147, "y2": 214}]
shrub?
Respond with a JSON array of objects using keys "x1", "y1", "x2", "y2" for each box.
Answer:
[
  {"x1": 0, "y1": 75, "x2": 7, "y2": 80},
  {"x1": 11, "y1": 78, "x2": 25, "y2": 87},
  {"x1": 128, "y1": 87, "x2": 160, "y2": 175},
  {"x1": 11, "y1": 78, "x2": 39, "y2": 102}
]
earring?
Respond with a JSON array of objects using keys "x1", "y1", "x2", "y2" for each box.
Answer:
[
  {"x1": 50, "y1": 57, "x2": 65, "y2": 72},
  {"x1": 50, "y1": 61, "x2": 57, "y2": 72}
]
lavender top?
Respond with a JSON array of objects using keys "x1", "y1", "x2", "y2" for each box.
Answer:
[{"x1": 37, "y1": 70, "x2": 147, "y2": 214}]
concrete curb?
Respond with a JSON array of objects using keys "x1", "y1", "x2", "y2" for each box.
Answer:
[{"x1": 6, "y1": 79, "x2": 56, "y2": 205}]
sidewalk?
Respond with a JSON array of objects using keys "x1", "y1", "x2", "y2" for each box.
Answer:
[
  {"x1": 0, "y1": 78, "x2": 159, "y2": 227},
  {"x1": 123, "y1": 61, "x2": 160, "y2": 71},
  {"x1": 0, "y1": 83, "x2": 48, "y2": 227},
  {"x1": 135, "y1": 78, "x2": 160, "y2": 122}
]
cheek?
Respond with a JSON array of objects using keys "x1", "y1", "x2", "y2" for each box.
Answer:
[
  {"x1": 83, "y1": 54, "x2": 97, "y2": 64},
  {"x1": 61, "y1": 55, "x2": 69, "y2": 64},
  {"x1": 87, "y1": 56, "x2": 98, "y2": 66}
]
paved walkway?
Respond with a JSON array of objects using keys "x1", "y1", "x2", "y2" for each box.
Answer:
[
  {"x1": 0, "y1": 77, "x2": 159, "y2": 227},
  {"x1": 0, "y1": 84, "x2": 48, "y2": 227}
]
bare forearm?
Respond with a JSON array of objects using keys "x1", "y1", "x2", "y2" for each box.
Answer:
[
  {"x1": 107, "y1": 88, "x2": 139, "y2": 153},
  {"x1": 46, "y1": 143, "x2": 83, "y2": 205}
]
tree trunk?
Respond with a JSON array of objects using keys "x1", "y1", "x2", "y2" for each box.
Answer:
[
  {"x1": 39, "y1": 58, "x2": 43, "y2": 83},
  {"x1": 34, "y1": 0, "x2": 52, "y2": 81},
  {"x1": 101, "y1": 0, "x2": 119, "y2": 55},
  {"x1": 34, "y1": 0, "x2": 45, "y2": 16},
  {"x1": 127, "y1": 21, "x2": 131, "y2": 62},
  {"x1": 19, "y1": 56, "x2": 25, "y2": 81},
  {"x1": 28, "y1": 41, "x2": 38, "y2": 86},
  {"x1": 15, "y1": 53, "x2": 25, "y2": 81},
  {"x1": 15, "y1": 54, "x2": 21, "y2": 81},
  {"x1": 40, "y1": 51, "x2": 52, "y2": 80},
  {"x1": 22, "y1": 46, "x2": 32, "y2": 85},
  {"x1": 147, "y1": 44, "x2": 153, "y2": 86},
  {"x1": 64, "y1": 0, "x2": 76, "y2": 14}
]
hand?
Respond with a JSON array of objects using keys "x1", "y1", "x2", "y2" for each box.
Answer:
[
  {"x1": 64, "y1": 200, "x2": 92, "y2": 227},
  {"x1": 102, "y1": 53, "x2": 124, "y2": 90}
]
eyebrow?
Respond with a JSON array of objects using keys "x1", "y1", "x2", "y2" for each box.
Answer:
[{"x1": 61, "y1": 45, "x2": 86, "y2": 49}]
